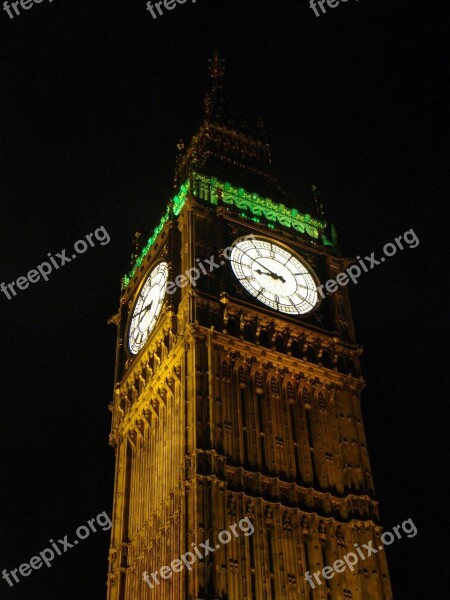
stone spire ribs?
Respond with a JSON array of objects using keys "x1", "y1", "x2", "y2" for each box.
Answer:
[{"x1": 175, "y1": 52, "x2": 285, "y2": 200}]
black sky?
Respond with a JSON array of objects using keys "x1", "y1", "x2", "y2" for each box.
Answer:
[{"x1": 1, "y1": 0, "x2": 449, "y2": 598}]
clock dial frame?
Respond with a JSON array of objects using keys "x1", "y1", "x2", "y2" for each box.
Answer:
[
  {"x1": 230, "y1": 237, "x2": 319, "y2": 315},
  {"x1": 128, "y1": 261, "x2": 168, "y2": 355}
]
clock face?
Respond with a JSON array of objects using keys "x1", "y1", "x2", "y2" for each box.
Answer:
[
  {"x1": 128, "y1": 262, "x2": 168, "y2": 355},
  {"x1": 230, "y1": 237, "x2": 319, "y2": 315}
]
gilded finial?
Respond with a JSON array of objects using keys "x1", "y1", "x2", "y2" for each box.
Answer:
[
  {"x1": 130, "y1": 232, "x2": 142, "y2": 268},
  {"x1": 208, "y1": 50, "x2": 225, "y2": 81},
  {"x1": 204, "y1": 51, "x2": 225, "y2": 121},
  {"x1": 311, "y1": 184, "x2": 325, "y2": 219}
]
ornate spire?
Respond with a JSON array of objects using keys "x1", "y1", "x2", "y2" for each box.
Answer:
[
  {"x1": 130, "y1": 232, "x2": 142, "y2": 269},
  {"x1": 176, "y1": 53, "x2": 285, "y2": 200},
  {"x1": 311, "y1": 184, "x2": 326, "y2": 219},
  {"x1": 205, "y1": 51, "x2": 226, "y2": 121},
  {"x1": 208, "y1": 50, "x2": 225, "y2": 81}
]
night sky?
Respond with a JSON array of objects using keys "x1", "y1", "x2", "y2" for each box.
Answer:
[{"x1": 1, "y1": 1, "x2": 448, "y2": 598}]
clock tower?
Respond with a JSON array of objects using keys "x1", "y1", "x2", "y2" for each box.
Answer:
[{"x1": 106, "y1": 54, "x2": 393, "y2": 600}]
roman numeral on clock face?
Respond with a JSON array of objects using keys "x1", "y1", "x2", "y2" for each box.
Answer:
[
  {"x1": 230, "y1": 237, "x2": 319, "y2": 316},
  {"x1": 128, "y1": 262, "x2": 169, "y2": 355}
]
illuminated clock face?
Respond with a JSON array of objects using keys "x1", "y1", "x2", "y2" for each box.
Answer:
[
  {"x1": 230, "y1": 237, "x2": 319, "y2": 315},
  {"x1": 128, "y1": 262, "x2": 168, "y2": 355}
]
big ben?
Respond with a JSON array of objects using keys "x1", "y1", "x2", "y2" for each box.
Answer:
[{"x1": 106, "y1": 54, "x2": 393, "y2": 600}]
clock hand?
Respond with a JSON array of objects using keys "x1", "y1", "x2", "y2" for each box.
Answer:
[
  {"x1": 252, "y1": 259, "x2": 286, "y2": 283},
  {"x1": 252, "y1": 258, "x2": 274, "y2": 273},
  {"x1": 134, "y1": 300, "x2": 153, "y2": 319},
  {"x1": 255, "y1": 268, "x2": 273, "y2": 277},
  {"x1": 272, "y1": 272, "x2": 286, "y2": 283}
]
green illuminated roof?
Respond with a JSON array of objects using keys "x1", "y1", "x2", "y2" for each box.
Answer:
[
  {"x1": 192, "y1": 173, "x2": 326, "y2": 238},
  {"x1": 122, "y1": 174, "x2": 332, "y2": 288},
  {"x1": 121, "y1": 181, "x2": 189, "y2": 287}
]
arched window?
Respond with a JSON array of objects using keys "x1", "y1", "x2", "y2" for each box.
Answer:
[
  {"x1": 238, "y1": 366, "x2": 247, "y2": 387},
  {"x1": 318, "y1": 392, "x2": 327, "y2": 411},
  {"x1": 275, "y1": 334, "x2": 285, "y2": 353},
  {"x1": 271, "y1": 376, "x2": 279, "y2": 395},
  {"x1": 321, "y1": 350, "x2": 332, "y2": 369},
  {"x1": 303, "y1": 386, "x2": 311, "y2": 405},
  {"x1": 306, "y1": 346, "x2": 316, "y2": 363},
  {"x1": 222, "y1": 360, "x2": 230, "y2": 379},
  {"x1": 287, "y1": 381, "x2": 295, "y2": 403},
  {"x1": 259, "y1": 330, "x2": 270, "y2": 348},
  {"x1": 290, "y1": 340, "x2": 302, "y2": 359}
]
